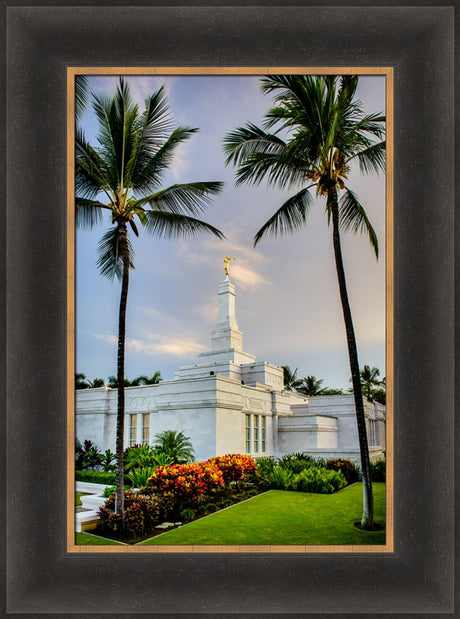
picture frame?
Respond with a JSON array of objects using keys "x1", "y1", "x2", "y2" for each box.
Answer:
[{"x1": 4, "y1": 2, "x2": 455, "y2": 615}]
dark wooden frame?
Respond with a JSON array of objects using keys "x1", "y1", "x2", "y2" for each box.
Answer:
[{"x1": 3, "y1": 2, "x2": 455, "y2": 615}]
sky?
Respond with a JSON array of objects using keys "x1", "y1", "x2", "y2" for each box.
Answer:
[{"x1": 76, "y1": 73, "x2": 386, "y2": 391}]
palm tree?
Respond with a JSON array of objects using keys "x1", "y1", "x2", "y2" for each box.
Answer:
[
  {"x1": 153, "y1": 430, "x2": 195, "y2": 464},
  {"x1": 224, "y1": 75, "x2": 385, "y2": 528},
  {"x1": 75, "y1": 372, "x2": 89, "y2": 389},
  {"x1": 76, "y1": 78, "x2": 223, "y2": 518},
  {"x1": 281, "y1": 365, "x2": 302, "y2": 391},
  {"x1": 131, "y1": 371, "x2": 162, "y2": 386},
  {"x1": 360, "y1": 365, "x2": 381, "y2": 401},
  {"x1": 297, "y1": 375, "x2": 325, "y2": 396}
]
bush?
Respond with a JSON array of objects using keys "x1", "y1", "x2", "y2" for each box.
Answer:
[
  {"x1": 102, "y1": 485, "x2": 129, "y2": 498},
  {"x1": 148, "y1": 462, "x2": 224, "y2": 510},
  {"x1": 76, "y1": 470, "x2": 117, "y2": 485},
  {"x1": 259, "y1": 466, "x2": 293, "y2": 490},
  {"x1": 207, "y1": 454, "x2": 258, "y2": 486},
  {"x1": 206, "y1": 502, "x2": 218, "y2": 513},
  {"x1": 255, "y1": 457, "x2": 276, "y2": 477},
  {"x1": 326, "y1": 458, "x2": 359, "y2": 484},
  {"x1": 98, "y1": 488, "x2": 162, "y2": 536},
  {"x1": 75, "y1": 439, "x2": 102, "y2": 470},
  {"x1": 370, "y1": 459, "x2": 386, "y2": 482},
  {"x1": 290, "y1": 467, "x2": 347, "y2": 494},
  {"x1": 127, "y1": 466, "x2": 156, "y2": 489},
  {"x1": 179, "y1": 508, "x2": 195, "y2": 522},
  {"x1": 278, "y1": 452, "x2": 316, "y2": 474}
]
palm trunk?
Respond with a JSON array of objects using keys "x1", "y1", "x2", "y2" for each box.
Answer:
[
  {"x1": 115, "y1": 222, "x2": 130, "y2": 519},
  {"x1": 328, "y1": 186, "x2": 374, "y2": 528}
]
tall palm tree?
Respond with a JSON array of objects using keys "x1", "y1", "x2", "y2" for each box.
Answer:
[
  {"x1": 224, "y1": 75, "x2": 385, "y2": 528},
  {"x1": 360, "y1": 365, "x2": 381, "y2": 400},
  {"x1": 281, "y1": 365, "x2": 302, "y2": 391},
  {"x1": 76, "y1": 78, "x2": 223, "y2": 518},
  {"x1": 297, "y1": 375, "x2": 325, "y2": 396}
]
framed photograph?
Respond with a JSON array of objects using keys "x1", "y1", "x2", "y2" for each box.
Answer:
[{"x1": 4, "y1": 3, "x2": 454, "y2": 615}]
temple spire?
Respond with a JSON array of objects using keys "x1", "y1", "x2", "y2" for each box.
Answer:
[{"x1": 211, "y1": 276, "x2": 243, "y2": 352}]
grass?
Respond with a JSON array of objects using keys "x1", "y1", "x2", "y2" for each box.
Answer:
[
  {"x1": 76, "y1": 493, "x2": 84, "y2": 506},
  {"x1": 76, "y1": 532, "x2": 125, "y2": 545},
  {"x1": 139, "y1": 483, "x2": 386, "y2": 546}
]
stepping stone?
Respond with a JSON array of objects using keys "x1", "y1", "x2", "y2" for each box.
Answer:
[{"x1": 155, "y1": 522, "x2": 175, "y2": 529}]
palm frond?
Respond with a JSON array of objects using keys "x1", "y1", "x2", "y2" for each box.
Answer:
[
  {"x1": 96, "y1": 225, "x2": 135, "y2": 281},
  {"x1": 135, "y1": 182, "x2": 223, "y2": 217},
  {"x1": 223, "y1": 123, "x2": 286, "y2": 166},
  {"x1": 339, "y1": 189, "x2": 379, "y2": 258},
  {"x1": 75, "y1": 197, "x2": 106, "y2": 228},
  {"x1": 351, "y1": 140, "x2": 386, "y2": 174},
  {"x1": 130, "y1": 126, "x2": 199, "y2": 193},
  {"x1": 254, "y1": 186, "x2": 314, "y2": 246},
  {"x1": 142, "y1": 211, "x2": 224, "y2": 240},
  {"x1": 75, "y1": 75, "x2": 89, "y2": 123}
]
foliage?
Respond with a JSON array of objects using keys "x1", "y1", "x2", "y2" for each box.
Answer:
[
  {"x1": 148, "y1": 462, "x2": 224, "y2": 510},
  {"x1": 124, "y1": 444, "x2": 173, "y2": 472},
  {"x1": 102, "y1": 485, "x2": 130, "y2": 498},
  {"x1": 327, "y1": 458, "x2": 360, "y2": 484},
  {"x1": 153, "y1": 430, "x2": 195, "y2": 464},
  {"x1": 277, "y1": 452, "x2": 318, "y2": 474},
  {"x1": 75, "y1": 470, "x2": 117, "y2": 485},
  {"x1": 296, "y1": 375, "x2": 326, "y2": 396},
  {"x1": 75, "y1": 373, "x2": 104, "y2": 389},
  {"x1": 127, "y1": 466, "x2": 157, "y2": 489},
  {"x1": 281, "y1": 365, "x2": 302, "y2": 391},
  {"x1": 207, "y1": 454, "x2": 258, "y2": 486},
  {"x1": 100, "y1": 449, "x2": 116, "y2": 472},
  {"x1": 259, "y1": 466, "x2": 293, "y2": 490},
  {"x1": 99, "y1": 488, "x2": 162, "y2": 536},
  {"x1": 179, "y1": 508, "x2": 195, "y2": 522},
  {"x1": 370, "y1": 459, "x2": 386, "y2": 482},
  {"x1": 75, "y1": 439, "x2": 102, "y2": 470},
  {"x1": 290, "y1": 468, "x2": 347, "y2": 494},
  {"x1": 255, "y1": 456, "x2": 277, "y2": 477},
  {"x1": 359, "y1": 365, "x2": 382, "y2": 401}
]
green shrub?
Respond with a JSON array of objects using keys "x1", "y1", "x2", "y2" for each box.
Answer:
[
  {"x1": 289, "y1": 467, "x2": 347, "y2": 494},
  {"x1": 326, "y1": 458, "x2": 359, "y2": 484},
  {"x1": 197, "y1": 504, "x2": 209, "y2": 516},
  {"x1": 179, "y1": 508, "x2": 195, "y2": 522},
  {"x1": 127, "y1": 466, "x2": 156, "y2": 489},
  {"x1": 260, "y1": 466, "x2": 293, "y2": 490},
  {"x1": 370, "y1": 459, "x2": 386, "y2": 482},
  {"x1": 255, "y1": 456, "x2": 276, "y2": 477},
  {"x1": 219, "y1": 498, "x2": 234, "y2": 509},
  {"x1": 75, "y1": 470, "x2": 117, "y2": 485},
  {"x1": 102, "y1": 485, "x2": 129, "y2": 498},
  {"x1": 206, "y1": 503, "x2": 218, "y2": 513},
  {"x1": 278, "y1": 453, "x2": 316, "y2": 474}
]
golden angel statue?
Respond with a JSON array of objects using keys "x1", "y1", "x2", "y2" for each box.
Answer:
[{"x1": 224, "y1": 255, "x2": 235, "y2": 275}]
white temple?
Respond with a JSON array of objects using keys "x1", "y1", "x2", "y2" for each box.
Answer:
[{"x1": 76, "y1": 274, "x2": 386, "y2": 463}]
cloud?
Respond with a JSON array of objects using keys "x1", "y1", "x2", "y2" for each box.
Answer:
[{"x1": 93, "y1": 332, "x2": 208, "y2": 357}]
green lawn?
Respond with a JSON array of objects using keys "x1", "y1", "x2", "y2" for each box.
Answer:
[
  {"x1": 76, "y1": 532, "x2": 125, "y2": 545},
  {"x1": 139, "y1": 483, "x2": 386, "y2": 546},
  {"x1": 76, "y1": 493, "x2": 84, "y2": 506}
]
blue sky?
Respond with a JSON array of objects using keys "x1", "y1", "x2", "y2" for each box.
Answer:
[{"x1": 76, "y1": 74, "x2": 386, "y2": 390}]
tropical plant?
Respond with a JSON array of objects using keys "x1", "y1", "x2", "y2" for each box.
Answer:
[
  {"x1": 224, "y1": 74, "x2": 385, "y2": 528},
  {"x1": 281, "y1": 365, "x2": 302, "y2": 391},
  {"x1": 100, "y1": 448, "x2": 116, "y2": 472},
  {"x1": 127, "y1": 466, "x2": 157, "y2": 489},
  {"x1": 75, "y1": 373, "x2": 89, "y2": 389},
  {"x1": 131, "y1": 371, "x2": 162, "y2": 385},
  {"x1": 87, "y1": 377, "x2": 105, "y2": 388},
  {"x1": 208, "y1": 454, "x2": 258, "y2": 487},
  {"x1": 75, "y1": 78, "x2": 223, "y2": 518},
  {"x1": 148, "y1": 462, "x2": 224, "y2": 511},
  {"x1": 296, "y1": 375, "x2": 326, "y2": 396},
  {"x1": 360, "y1": 365, "x2": 382, "y2": 401},
  {"x1": 326, "y1": 458, "x2": 360, "y2": 484},
  {"x1": 153, "y1": 430, "x2": 195, "y2": 464}
]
